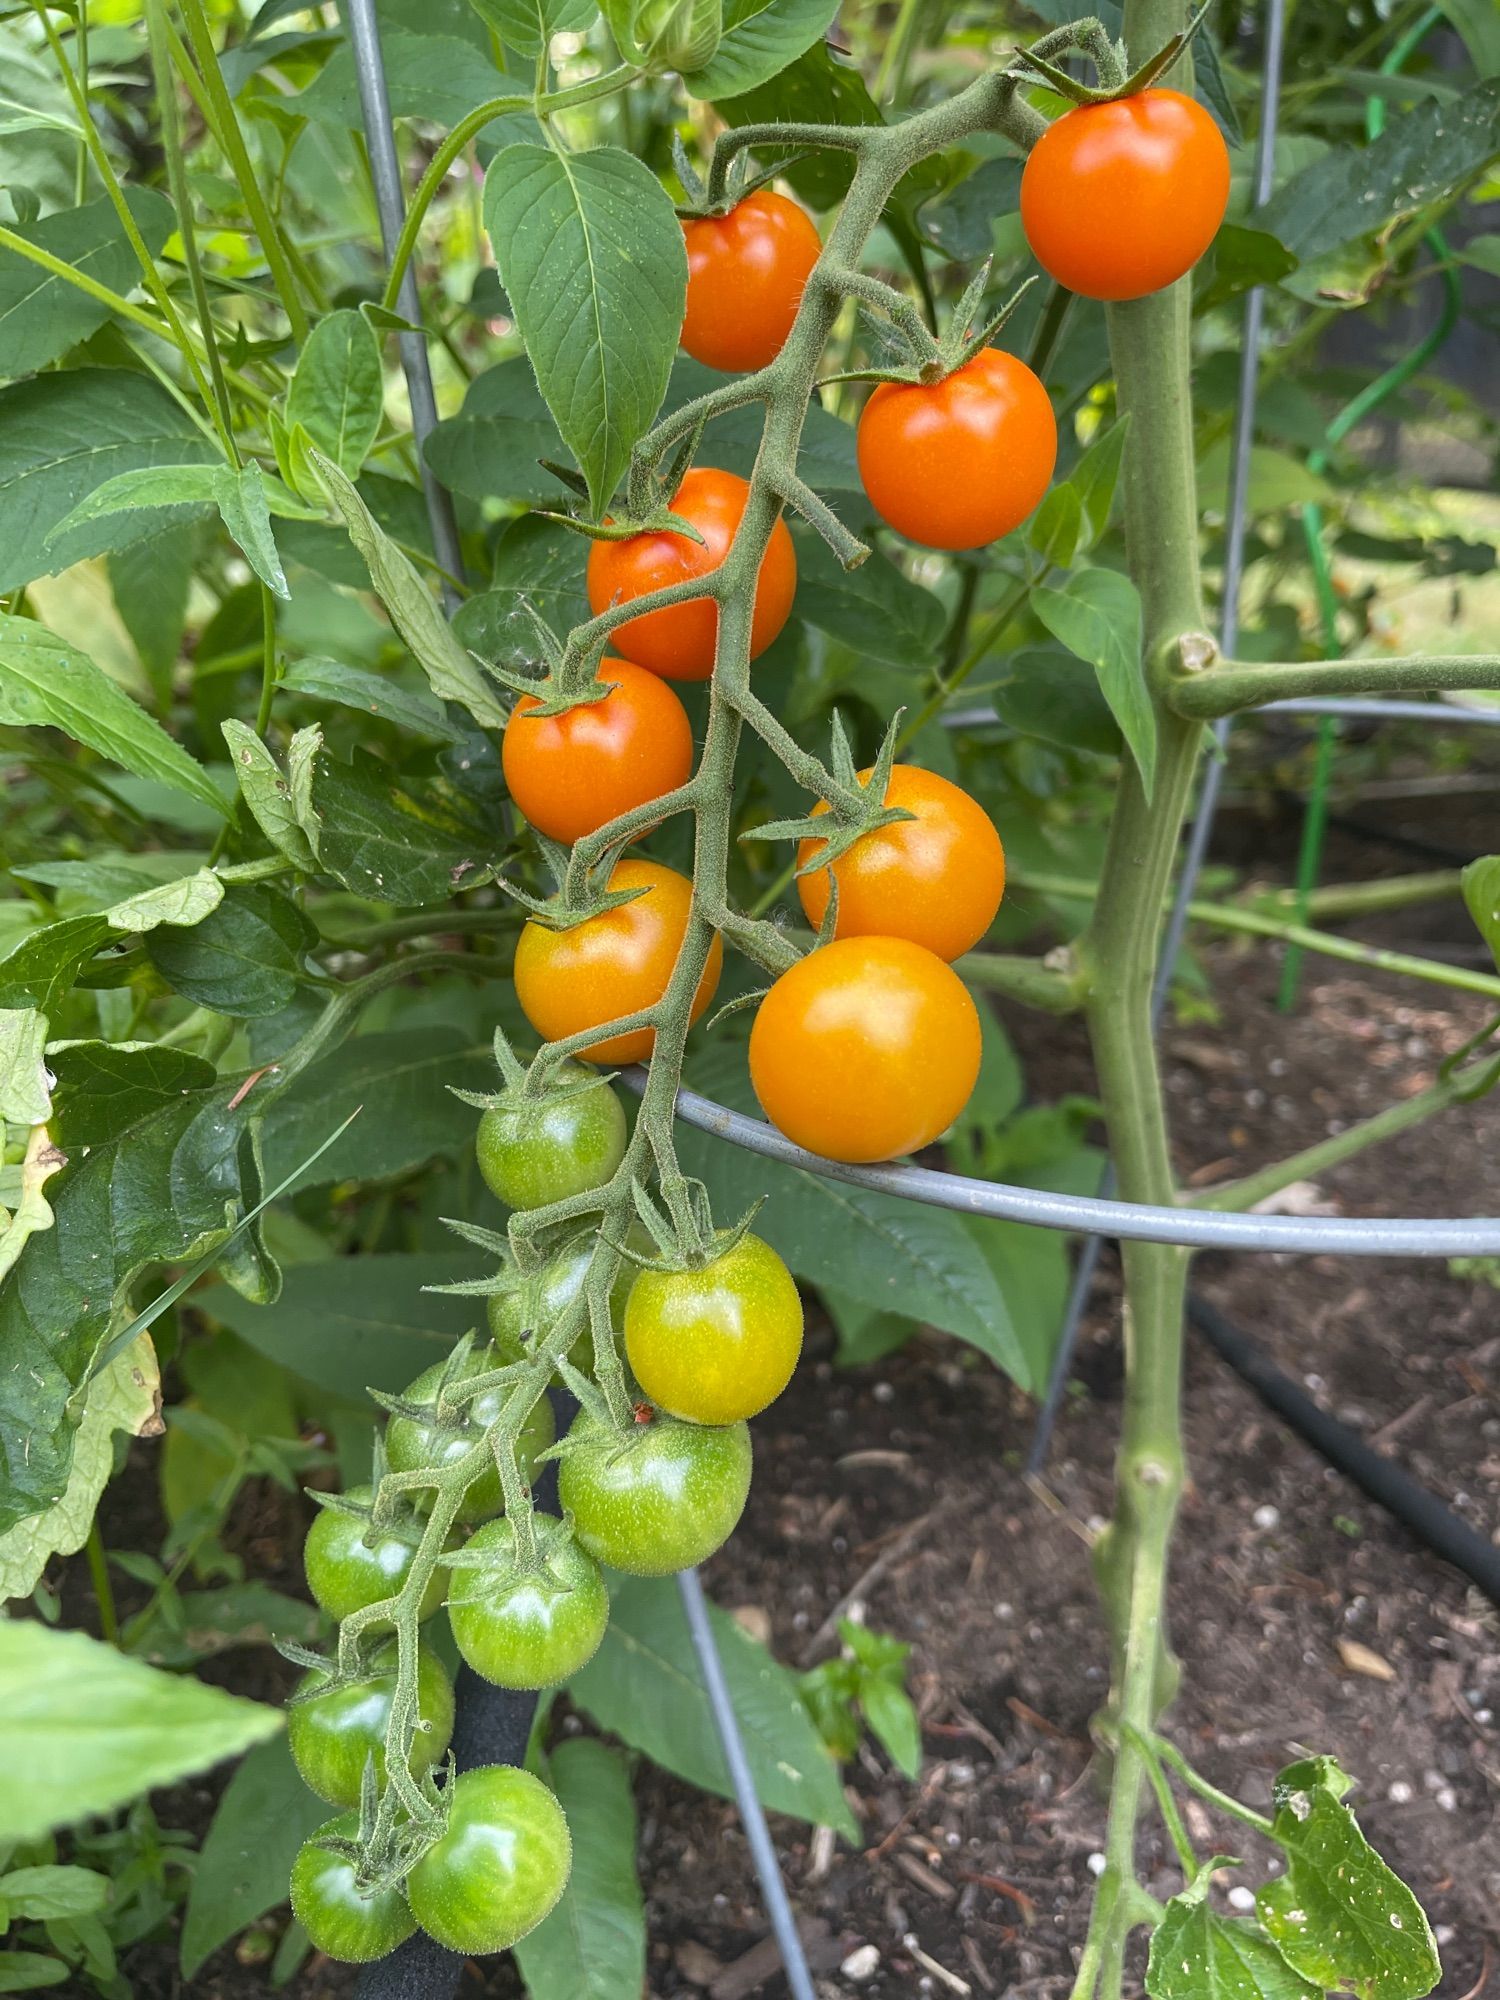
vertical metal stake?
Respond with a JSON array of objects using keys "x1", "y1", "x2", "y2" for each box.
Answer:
[
  {"x1": 1028, "y1": 0, "x2": 1288, "y2": 1475},
  {"x1": 344, "y1": 0, "x2": 467, "y2": 610},
  {"x1": 679, "y1": 1569, "x2": 821, "y2": 2000}
]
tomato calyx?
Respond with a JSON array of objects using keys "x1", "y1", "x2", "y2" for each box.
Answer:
[
  {"x1": 534, "y1": 428, "x2": 709, "y2": 550},
  {"x1": 1008, "y1": 0, "x2": 1213, "y2": 106},
  {"x1": 744, "y1": 709, "x2": 915, "y2": 887},
  {"x1": 820, "y1": 261, "x2": 1037, "y2": 397},
  {"x1": 671, "y1": 136, "x2": 806, "y2": 222},
  {"x1": 442, "y1": 1509, "x2": 582, "y2": 1604},
  {"x1": 449, "y1": 1028, "x2": 621, "y2": 1117}
]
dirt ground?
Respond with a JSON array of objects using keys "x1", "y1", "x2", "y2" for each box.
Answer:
[{"x1": 100, "y1": 766, "x2": 1500, "y2": 1999}]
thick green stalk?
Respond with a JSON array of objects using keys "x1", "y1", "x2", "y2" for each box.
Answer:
[
  {"x1": 1170, "y1": 651, "x2": 1500, "y2": 717},
  {"x1": 1069, "y1": 3, "x2": 1207, "y2": 1986}
]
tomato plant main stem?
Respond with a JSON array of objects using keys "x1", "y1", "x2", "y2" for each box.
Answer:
[{"x1": 1069, "y1": 2, "x2": 1209, "y2": 1987}]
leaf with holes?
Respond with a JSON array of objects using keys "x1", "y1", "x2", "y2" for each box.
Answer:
[{"x1": 483, "y1": 144, "x2": 686, "y2": 516}]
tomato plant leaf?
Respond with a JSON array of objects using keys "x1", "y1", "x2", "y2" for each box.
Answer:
[
  {"x1": 105, "y1": 868, "x2": 224, "y2": 935},
  {"x1": 1255, "y1": 1768, "x2": 1441, "y2": 2000},
  {"x1": 683, "y1": 0, "x2": 839, "y2": 100},
  {"x1": 145, "y1": 884, "x2": 316, "y2": 1019},
  {"x1": 1028, "y1": 482, "x2": 1083, "y2": 569},
  {"x1": 48, "y1": 1041, "x2": 217, "y2": 1149},
  {"x1": 179, "y1": 1736, "x2": 330, "y2": 1980},
  {"x1": 861, "y1": 1675, "x2": 921, "y2": 1778},
  {"x1": 307, "y1": 746, "x2": 496, "y2": 905},
  {"x1": 1441, "y1": 0, "x2": 1500, "y2": 75},
  {"x1": 0, "y1": 188, "x2": 173, "y2": 374},
  {"x1": 286, "y1": 308, "x2": 384, "y2": 477},
  {"x1": 470, "y1": 0, "x2": 595, "y2": 59},
  {"x1": 1071, "y1": 416, "x2": 1130, "y2": 553},
  {"x1": 0, "y1": 1008, "x2": 50, "y2": 1127},
  {"x1": 0, "y1": 915, "x2": 112, "y2": 1013},
  {"x1": 294, "y1": 30, "x2": 534, "y2": 134},
  {"x1": 0, "y1": 1334, "x2": 159, "y2": 1607},
  {"x1": 1147, "y1": 1862, "x2": 1322, "y2": 2000},
  {"x1": 279, "y1": 655, "x2": 460, "y2": 741},
  {"x1": 792, "y1": 528, "x2": 947, "y2": 665},
  {"x1": 569, "y1": 1576, "x2": 859, "y2": 1837},
  {"x1": 1460, "y1": 855, "x2": 1500, "y2": 973},
  {"x1": 0, "y1": 370, "x2": 221, "y2": 592},
  {"x1": 221, "y1": 720, "x2": 321, "y2": 872},
  {"x1": 0, "y1": 1621, "x2": 280, "y2": 1840},
  {"x1": 308, "y1": 448, "x2": 511, "y2": 731},
  {"x1": 483, "y1": 143, "x2": 687, "y2": 517},
  {"x1": 0, "y1": 614, "x2": 228, "y2": 817},
  {"x1": 1031, "y1": 569, "x2": 1155, "y2": 798},
  {"x1": 515, "y1": 1738, "x2": 646, "y2": 2000},
  {"x1": 199, "y1": 1251, "x2": 489, "y2": 1397}
]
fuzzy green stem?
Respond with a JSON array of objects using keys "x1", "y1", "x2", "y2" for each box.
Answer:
[{"x1": 1169, "y1": 653, "x2": 1500, "y2": 718}]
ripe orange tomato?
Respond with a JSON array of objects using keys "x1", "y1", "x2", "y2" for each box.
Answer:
[
  {"x1": 680, "y1": 191, "x2": 823, "y2": 374},
  {"x1": 585, "y1": 468, "x2": 797, "y2": 681},
  {"x1": 748, "y1": 936, "x2": 981, "y2": 1163},
  {"x1": 856, "y1": 348, "x2": 1056, "y2": 551},
  {"x1": 501, "y1": 659, "x2": 694, "y2": 846},
  {"x1": 797, "y1": 765, "x2": 1005, "y2": 962},
  {"x1": 1020, "y1": 89, "x2": 1230, "y2": 302},
  {"x1": 513, "y1": 857, "x2": 723, "y2": 1065}
]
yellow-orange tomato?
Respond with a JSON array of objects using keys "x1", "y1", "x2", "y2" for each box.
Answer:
[
  {"x1": 513, "y1": 858, "x2": 722, "y2": 1066},
  {"x1": 797, "y1": 765, "x2": 1005, "y2": 962},
  {"x1": 585, "y1": 468, "x2": 797, "y2": 681},
  {"x1": 748, "y1": 937, "x2": 981, "y2": 1164},
  {"x1": 1020, "y1": 89, "x2": 1230, "y2": 302},
  {"x1": 680, "y1": 191, "x2": 823, "y2": 374},
  {"x1": 856, "y1": 348, "x2": 1056, "y2": 551},
  {"x1": 501, "y1": 660, "x2": 694, "y2": 846}
]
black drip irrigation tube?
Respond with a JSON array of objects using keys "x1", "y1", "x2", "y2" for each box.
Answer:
[{"x1": 1188, "y1": 1294, "x2": 1500, "y2": 1607}]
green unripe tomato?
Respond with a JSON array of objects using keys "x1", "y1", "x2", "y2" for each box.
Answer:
[
  {"x1": 447, "y1": 1515, "x2": 609, "y2": 1689},
  {"x1": 485, "y1": 1230, "x2": 642, "y2": 1373},
  {"x1": 303, "y1": 1486, "x2": 448, "y2": 1624},
  {"x1": 291, "y1": 1813, "x2": 416, "y2": 1963},
  {"x1": 557, "y1": 1408, "x2": 752, "y2": 1576},
  {"x1": 290, "y1": 1640, "x2": 456, "y2": 1816},
  {"x1": 385, "y1": 1348, "x2": 556, "y2": 1527},
  {"x1": 288, "y1": 1641, "x2": 455, "y2": 1807},
  {"x1": 475, "y1": 1066, "x2": 628, "y2": 1211},
  {"x1": 625, "y1": 1232, "x2": 803, "y2": 1426},
  {"x1": 407, "y1": 1765, "x2": 571, "y2": 1956}
]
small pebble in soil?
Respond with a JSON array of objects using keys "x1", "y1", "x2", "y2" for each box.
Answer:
[
  {"x1": 1252, "y1": 1504, "x2": 1280, "y2": 1530},
  {"x1": 1389, "y1": 1780, "x2": 1413, "y2": 1803},
  {"x1": 841, "y1": 1944, "x2": 880, "y2": 1981},
  {"x1": 873, "y1": 1382, "x2": 894, "y2": 1403}
]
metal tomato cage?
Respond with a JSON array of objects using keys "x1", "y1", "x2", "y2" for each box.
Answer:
[{"x1": 340, "y1": 2, "x2": 1497, "y2": 1992}]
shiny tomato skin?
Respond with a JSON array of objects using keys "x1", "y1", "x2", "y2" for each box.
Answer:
[
  {"x1": 384, "y1": 1350, "x2": 556, "y2": 1527},
  {"x1": 291, "y1": 1814, "x2": 416, "y2": 1964},
  {"x1": 407, "y1": 1765, "x2": 571, "y2": 1956},
  {"x1": 513, "y1": 857, "x2": 723, "y2": 1065},
  {"x1": 624, "y1": 1234, "x2": 803, "y2": 1427},
  {"x1": 557, "y1": 1408, "x2": 752, "y2": 1575},
  {"x1": 476, "y1": 1066, "x2": 629, "y2": 1212},
  {"x1": 585, "y1": 468, "x2": 797, "y2": 681},
  {"x1": 447, "y1": 1515, "x2": 609, "y2": 1689},
  {"x1": 1020, "y1": 89, "x2": 1231, "y2": 301},
  {"x1": 857, "y1": 347, "x2": 1056, "y2": 551},
  {"x1": 749, "y1": 936, "x2": 981, "y2": 1163},
  {"x1": 681, "y1": 191, "x2": 822, "y2": 373},
  {"x1": 303, "y1": 1485, "x2": 447, "y2": 1624},
  {"x1": 501, "y1": 658, "x2": 694, "y2": 844},
  {"x1": 288, "y1": 1642, "x2": 454, "y2": 1807},
  {"x1": 797, "y1": 764, "x2": 1006, "y2": 961}
]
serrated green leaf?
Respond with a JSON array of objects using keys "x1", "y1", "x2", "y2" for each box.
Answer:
[
  {"x1": 105, "y1": 867, "x2": 224, "y2": 935},
  {"x1": 0, "y1": 615, "x2": 228, "y2": 817},
  {"x1": 1256, "y1": 1774, "x2": 1440, "y2": 2000},
  {"x1": 286, "y1": 308, "x2": 384, "y2": 477},
  {"x1": 220, "y1": 720, "x2": 320, "y2": 871},
  {"x1": 1031, "y1": 569, "x2": 1154, "y2": 798},
  {"x1": 308, "y1": 448, "x2": 510, "y2": 731},
  {"x1": 0, "y1": 189, "x2": 174, "y2": 374},
  {"x1": 0, "y1": 1623, "x2": 280, "y2": 1840},
  {"x1": 483, "y1": 144, "x2": 686, "y2": 516},
  {"x1": 570, "y1": 1576, "x2": 858, "y2": 1837},
  {"x1": 515, "y1": 1739, "x2": 646, "y2": 2000},
  {"x1": 0, "y1": 370, "x2": 221, "y2": 594},
  {"x1": 145, "y1": 883, "x2": 315, "y2": 1018}
]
